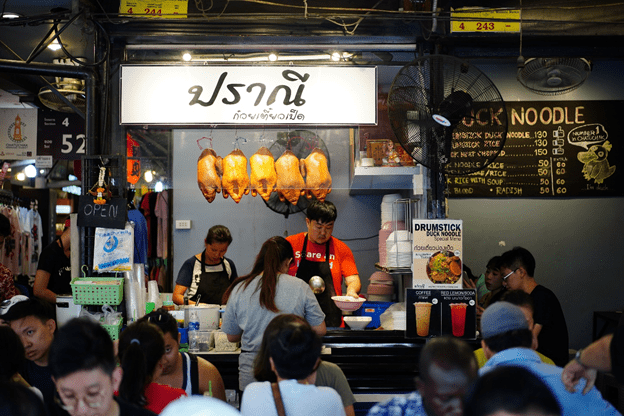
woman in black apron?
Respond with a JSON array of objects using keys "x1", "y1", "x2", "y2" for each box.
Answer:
[{"x1": 295, "y1": 235, "x2": 343, "y2": 327}]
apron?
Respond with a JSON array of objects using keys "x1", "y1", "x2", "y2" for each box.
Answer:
[
  {"x1": 190, "y1": 251, "x2": 231, "y2": 305},
  {"x1": 296, "y1": 236, "x2": 343, "y2": 327}
]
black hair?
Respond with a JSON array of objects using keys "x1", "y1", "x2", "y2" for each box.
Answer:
[
  {"x1": 501, "y1": 289, "x2": 535, "y2": 313},
  {"x1": 254, "y1": 314, "x2": 309, "y2": 382},
  {"x1": 268, "y1": 318, "x2": 322, "y2": 380},
  {"x1": 419, "y1": 336, "x2": 478, "y2": 384},
  {"x1": 48, "y1": 317, "x2": 116, "y2": 379},
  {"x1": 222, "y1": 236, "x2": 294, "y2": 312},
  {"x1": 117, "y1": 320, "x2": 165, "y2": 407},
  {"x1": 2, "y1": 297, "x2": 55, "y2": 324},
  {"x1": 486, "y1": 256, "x2": 503, "y2": 271},
  {"x1": 0, "y1": 326, "x2": 25, "y2": 381},
  {"x1": 483, "y1": 328, "x2": 533, "y2": 353},
  {"x1": 465, "y1": 366, "x2": 561, "y2": 416},
  {"x1": 0, "y1": 381, "x2": 48, "y2": 416},
  {"x1": 139, "y1": 308, "x2": 179, "y2": 341},
  {"x1": 500, "y1": 246, "x2": 536, "y2": 277},
  {"x1": 205, "y1": 225, "x2": 233, "y2": 246},
  {"x1": 306, "y1": 200, "x2": 337, "y2": 224},
  {"x1": 0, "y1": 213, "x2": 10, "y2": 237}
]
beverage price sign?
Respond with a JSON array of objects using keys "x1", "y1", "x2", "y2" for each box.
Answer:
[
  {"x1": 119, "y1": 0, "x2": 188, "y2": 18},
  {"x1": 37, "y1": 111, "x2": 85, "y2": 160}
]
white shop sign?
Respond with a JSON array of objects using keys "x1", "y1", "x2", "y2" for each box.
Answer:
[{"x1": 120, "y1": 65, "x2": 377, "y2": 125}]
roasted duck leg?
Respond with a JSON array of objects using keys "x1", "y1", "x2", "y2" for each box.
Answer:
[
  {"x1": 222, "y1": 148, "x2": 250, "y2": 203},
  {"x1": 249, "y1": 147, "x2": 277, "y2": 202},
  {"x1": 275, "y1": 150, "x2": 305, "y2": 205},
  {"x1": 197, "y1": 148, "x2": 222, "y2": 203},
  {"x1": 301, "y1": 148, "x2": 332, "y2": 202}
]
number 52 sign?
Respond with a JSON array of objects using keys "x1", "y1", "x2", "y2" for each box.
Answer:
[{"x1": 37, "y1": 111, "x2": 86, "y2": 160}]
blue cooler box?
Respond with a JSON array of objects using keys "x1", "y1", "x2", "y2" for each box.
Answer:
[{"x1": 353, "y1": 301, "x2": 394, "y2": 329}]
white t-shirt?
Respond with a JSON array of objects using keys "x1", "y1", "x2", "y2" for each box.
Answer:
[{"x1": 241, "y1": 379, "x2": 345, "y2": 416}]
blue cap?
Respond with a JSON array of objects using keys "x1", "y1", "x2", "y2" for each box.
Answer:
[{"x1": 481, "y1": 301, "x2": 528, "y2": 339}]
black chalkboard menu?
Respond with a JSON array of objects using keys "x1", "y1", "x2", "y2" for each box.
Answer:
[{"x1": 447, "y1": 101, "x2": 624, "y2": 197}]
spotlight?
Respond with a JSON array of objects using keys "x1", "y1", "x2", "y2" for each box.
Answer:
[
  {"x1": 25, "y1": 165, "x2": 37, "y2": 178},
  {"x1": 155, "y1": 181, "x2": 164, "y2": 192},
  {"x1": 144, "y1": 170, "x2": 153, "y2": 183},
  {"x1": 48, "y1": 39, "x2": 62, "y2": 51},
  {"x1": 16, "y1": 172, "x2": 25, "y2": 181},
  {"x1": 268, "y1": 53, "x2": 278, "y2": 62},
  {"x1": 182, "y1": 53, "x2": 192, "y2": 62},
  {"x1": 331, "y1": 52, "x2": 341, "y2": 62}
]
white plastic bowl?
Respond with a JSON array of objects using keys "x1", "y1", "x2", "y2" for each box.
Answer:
[
  {"x1": 331, "y1": 296, "x2": 365, "y2": 312},
  {"x1": 344, "y1": 316, "x2": 372, "y2": 330}
]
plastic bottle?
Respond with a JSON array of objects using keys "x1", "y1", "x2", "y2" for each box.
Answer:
[{"x1": 188, "y1": 310, "x2": 200, "y2": 352}]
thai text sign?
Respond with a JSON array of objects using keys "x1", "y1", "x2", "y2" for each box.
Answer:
[{"x1": 120, "y1": 65, "x2": 377, "y2": 125}]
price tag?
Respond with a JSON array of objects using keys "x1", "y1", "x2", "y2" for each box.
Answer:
[
  {"x1": 119, "y1": 0, "x2": 188, "y2": 18},
  {"x1": 451, "y1": 8, "x2": 520, "y2": 33}
]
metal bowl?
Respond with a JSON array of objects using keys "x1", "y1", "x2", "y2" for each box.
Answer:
[{"x1": 309, "y1": 276, "x2": 326, "y2": 294}]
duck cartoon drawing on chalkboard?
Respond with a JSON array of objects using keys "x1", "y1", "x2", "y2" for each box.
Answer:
[{"x1": 577, "y1": 140, "x2": 616, "y2": 184}]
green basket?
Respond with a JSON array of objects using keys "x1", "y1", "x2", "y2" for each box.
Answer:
[
  {"x1": 71, "y1": 277, "x2": 124, "y2": 305},
  {"x1": 101, "y1": 319, "x2": 123, "y2": 341}
]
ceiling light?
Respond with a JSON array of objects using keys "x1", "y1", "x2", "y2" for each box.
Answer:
[
  {"x1": 331, "y1": 52, "x2": 341, "y2": 62},
  {"x1": 1, "y1": 12, "x2": 21, "y2": 19},
  {"x1": 268, "y1": 53, "x2": 278, "y2": 62},
  {"x1": 144, "y1": 170, "x2": 153, "y2": 183},
  {"x1": 25, "y1": 165, "x2": 37, "y2": 178},
  {"x1": 182, "y1": 53, "x2": 192, "y2": 61},
  {"x1": 48, "y1": 39, "x2": 62, "y2": 51},
  {"x1": 16, "y1": 172, "x2": 25, "y2": 181},
  {"x1": 155, "y1": 181, "x2": 164, "y2": 192}
]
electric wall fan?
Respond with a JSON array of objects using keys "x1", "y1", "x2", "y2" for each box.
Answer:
[
  {"x1": 37, "y1": 59, "x2": 86, "y2": 113},
  {"x1": 388, "y1": 55, "x2": 508, "y2": 177},
  {"x1": 517, "y1": 57, "x2": 591, "y2": 96}
]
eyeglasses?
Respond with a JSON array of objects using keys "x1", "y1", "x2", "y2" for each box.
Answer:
[
  {"x1": 502, "y1": 268, "x2": 519, "y2": 282},
  {"x1": 54, "y1": 391, "x2": 104, "y2": 412}
]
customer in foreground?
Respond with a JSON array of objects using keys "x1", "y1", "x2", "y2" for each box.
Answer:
[
  {"x1": 240, "y1": 315, "x2": 345, "y2": 416},
  {"x1": 367, "y1": 336, "x2": 478, "y2": 416},
  {"x1": 480, "y1": 301, "x2": 621, "y2": 416},
  {"x1": 48, "y1": 317, "x2": 156, "y2": 416}
]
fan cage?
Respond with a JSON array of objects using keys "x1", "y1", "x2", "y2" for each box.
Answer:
[
  {"x1": 38, "y1": 83, "x2": 86, "y2": 113},
  {"x1": 517, "y1": 57, "x2": 591, "y2": 96},
  {"x1": 388, "y1": 55, "x2": 508, "y2": 176}
]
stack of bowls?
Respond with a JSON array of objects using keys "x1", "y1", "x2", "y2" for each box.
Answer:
[
  {"x1": 367, "y1": 271, "x2": 394, "y2": 302},
  {"x1": 386, "y1": 230, "x2": 412, "y2": 268}
]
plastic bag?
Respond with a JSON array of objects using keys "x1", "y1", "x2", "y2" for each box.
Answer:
[
  {"x1": 379, "y1": 302, "x2": 406, "y2": 330},
  {"x1": 93, "y1": 223, "x2": 134, "y2": 272}
]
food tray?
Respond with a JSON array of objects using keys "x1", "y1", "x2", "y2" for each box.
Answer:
[
  {"x1": 101, "y1": 318, "x2": 123, "y2": 341},
  {"x1": 71, "y1": 277, "x2": 124, "y2": 305}
]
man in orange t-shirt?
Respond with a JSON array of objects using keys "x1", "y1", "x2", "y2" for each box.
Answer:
[{"x1": 286, "y1": 200, "x2": 361, "y2": 327}]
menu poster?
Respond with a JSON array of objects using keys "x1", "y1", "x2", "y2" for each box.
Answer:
[
  {"x1": 412, "y1": 219, "x2": 463, "y2": 289},
  {"x1": 447, "y1": 101, "x2": 624, "y2": 198},
  {"x1": 405, "y1": 289, "x2": 477, "y2": 340}
]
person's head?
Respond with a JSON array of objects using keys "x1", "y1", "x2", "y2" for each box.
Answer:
[
  {"x1": 254, "y1": 314, "x2": 308, "y2": 382},
  {"x1": 0, "y1": 325, "x2": 25, "y2": 381},
  {"x1": 305, "y1": 200, "x2": 337, "y2": 245},
  {"x1": 117, "y1": 320, "x2": 166, "y2": 407},
  {"x1": 484, "y1": 256, "x2": 503, "y2": 292},
  {"x1": 417, "y1": 336, "x2": 478, "y2": 416},
  {"x1": 222, "y1": 236, "x2": 294, "y2": 311},
  {"x1": 500, "y1": 247, "x2": 535, "y2": 290},
  {"x1": 0, "y1": 381, "x2": 48, "y2": 416},
  {"x1": 139, "y1": 308, "x2": 180, "y2": 376},
  {"x1": 204, "y1": 225, "x2": 233, "y2": 264},
  {"x1": 0, "y1": 296, "x2": 56, "y2": 365},
  {"x1": 499, "y1": 290, "x2": 538, "y2": 350},
  {"x1": 0, "y1": 213, "x2": 10, "y2": 245},
  {"x1": 465, "y1": 365, "x2": 561, "y2": 416},
  {"x1": 48, "y1": 317, "x2": 121, "y2": 416},
  {"x1": 267, "y1": 315, "x2": 322, "y2": 381},
  {"x1": 481, "y1": 302, "x2": 532, "y2": 358}
]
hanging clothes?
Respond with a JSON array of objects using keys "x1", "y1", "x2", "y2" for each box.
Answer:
[
  {"x1": 0, "y1": 206, "x2": 20, "y2": 276},
  {"x1": 155, "y1": 191, "x2": 169, "y2": 259},
  {"x1": 28, "y1": 205, "x2": 43, "y2": 274}
]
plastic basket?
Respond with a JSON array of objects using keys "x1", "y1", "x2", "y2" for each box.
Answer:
[
  {"x1": 101, "y1": 319, "x2": 123, "y2": 341},
  {"x1": 353, "y1": 301, "x2": 394, "y2": 329},
  {"x1": 71, "y1": 277, "x2": 124, "y2": 305}
]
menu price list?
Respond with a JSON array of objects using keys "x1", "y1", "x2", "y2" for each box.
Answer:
[{"x1": 447, "y1": 101, "x2": 624, "y2": 197}]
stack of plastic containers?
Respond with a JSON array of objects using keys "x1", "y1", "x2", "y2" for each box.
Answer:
[{"x1": 379, "y1": 194, "x2": 406, "y2": 267}]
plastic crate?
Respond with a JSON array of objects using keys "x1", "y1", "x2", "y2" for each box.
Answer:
[
  {"x1": 101, "y1": 318, "x2": 123, "y2": 341},
  {"x1": 353, "y1": 301, "x2": 394, "y2": 329},
  {"x1": 71, "y1": 277, "x2": 124, "y2": 306}
]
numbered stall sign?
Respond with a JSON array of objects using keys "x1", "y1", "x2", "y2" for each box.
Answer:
[{"x1": 37, "y1": 111, "x2": 86, "y2": 160}]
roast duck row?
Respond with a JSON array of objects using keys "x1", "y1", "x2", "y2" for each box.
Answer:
[{"x1": 198, "y1": 147, "x2": 332, "y2": 204}]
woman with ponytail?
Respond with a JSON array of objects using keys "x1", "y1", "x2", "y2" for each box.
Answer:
[
  {"x1": 221, "y1": 236, "x2": 326, "y2": 392},
  {"x1": 117, "y1": 321, "x2": 187, "y2": 413}
]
